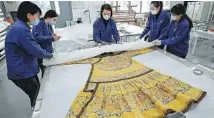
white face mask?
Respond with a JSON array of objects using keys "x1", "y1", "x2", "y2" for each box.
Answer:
[
  {"x1": 103, "y1": 15, "x2": 110, "y2": 20},
  {"x1": 171, "y1": 15, "x2": 177, "y2": 21},
  {"x1": 30, "y1": 18, "x2": 39, "y2": 26},
  {"x1": 49, "y1": 19, "x2": 56, "y2": 25},
  {"x1": 151, "y1": 10, "x2": 158, "y2": 15}
]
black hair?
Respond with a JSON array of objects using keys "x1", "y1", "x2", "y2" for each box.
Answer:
[
  {"x1": 100, "y1": 4, "x2": 113, "y2": 17},
  {"x1": 17, "y1": 1, "x2": 41, "y2": 22},
  {"x1": 171, "y1": 4, "x2": 193, "y2": 28},
  {"x1": 44, "y1": 10, "x2": 58, "y2": 19},
  {"x1": 36, "y1": 5, "x2": 42, "y2": 16},
  {"x1": 151, "y1": 1, "x2": 163, "y2": 11}
]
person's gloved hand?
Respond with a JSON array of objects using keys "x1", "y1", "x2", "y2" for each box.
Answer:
[
  {"x1": 97, "y1": 43, "x2": 102, "y2": 47},
  {"x1": 47, "y1": 52, "x2": 56, "y2": 60},
  {"x1": 152, "y1": 40, "x2": 161, "y2": 46}
]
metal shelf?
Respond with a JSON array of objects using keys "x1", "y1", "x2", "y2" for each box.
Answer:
[{"x1": 0, "y1": 25, "x2": 10, "y2": 60}]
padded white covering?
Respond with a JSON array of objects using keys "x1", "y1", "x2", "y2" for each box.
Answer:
[
  {"x1": 43, "y1": 40, "x2": 154, "y2": 66},
  {"x1": 53, "y1": 39, "x2": 92, "y2": 53},
  {"x1": 0, "y1": 40, "x2": 5, "y2": 50},
  {"x1": 0, "y1": 21, "x2": 10, "y2": 31}
]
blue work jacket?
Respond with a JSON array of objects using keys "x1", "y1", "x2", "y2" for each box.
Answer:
[
  {"x1": 5, "y1": 20, "x2": 53, "y2": 80},
  {"x1": 32, "y1": 19, "x2": 54, "y2": 53},
  {"x1": 140, "y1": 10, "x2": 170, "y2": 42},
  {"x1": 93, "y1": 17, "x2": 120, "y2": 43},
  {"x1": 158, "y1": 16, "x2": 191, "y2": 58}
]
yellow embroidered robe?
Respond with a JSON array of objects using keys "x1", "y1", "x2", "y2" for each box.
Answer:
[{"x1": 64, "y1": 48, "x2": 206, "y2": 118}]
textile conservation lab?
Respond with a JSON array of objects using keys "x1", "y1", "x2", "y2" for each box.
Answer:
[{"x1": 0, "y1": 1, "x2": 214, "y2": 118}]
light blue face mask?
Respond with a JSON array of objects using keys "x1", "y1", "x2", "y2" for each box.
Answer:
[
  {"x1": 171, "y1": 15, "x2": 177, "y2": 21},
  {"x1": 30, "y1": 18, "x2": 39, "y2": 26},
  {"x1": 49, "y1": 21, "x2": 56, "y2": 25}
]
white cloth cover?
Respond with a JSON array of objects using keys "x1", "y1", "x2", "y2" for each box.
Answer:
[
  {"x1": 43, "y1": 40, "x2": 154, "y2": 66},
  {"x1": 0, "y1": 40, "x2": 5, "y2": 50}
]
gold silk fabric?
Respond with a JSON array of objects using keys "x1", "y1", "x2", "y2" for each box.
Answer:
[{"x1": 65, "y1": 48, "x2": 206, "y2": 118}]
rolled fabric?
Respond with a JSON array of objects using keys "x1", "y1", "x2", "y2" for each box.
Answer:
[{"x1": 43, "y1": 40, "x2": 154, "y2": 66}]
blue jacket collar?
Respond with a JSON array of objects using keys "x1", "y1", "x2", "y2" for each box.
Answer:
[
  {"x1": 40, "y1": 19, "x2": 47, "y2": 26},
  {"x1": 157, "y1": 10, "x2": 166, "y2": 22},
  {"x1": 17, "y1": 19, "x2": 31, "y2": 29},
  {"x1": 99, "y1": 17, "x2": 112, "y2": 31}
]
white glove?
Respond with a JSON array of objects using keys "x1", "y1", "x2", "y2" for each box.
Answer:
[
  {"x1": 97, "y1": 43, "x2": 102, "y2": 47},
  {"x1": 43, "y1": 52, "x2": 56, "y2": 66},
  {"x1": 152, "y1": 40, "x2": 161, "y2": 46}
]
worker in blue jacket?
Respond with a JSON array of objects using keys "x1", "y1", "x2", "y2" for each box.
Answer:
[
  {"x1": 93, "y1": 4, "x2": 120, "y2": 46},
  {"x1": 152, "y1": 4, "x2": 193, "y2": 58},
  {"x1": 139, "y1": 1, "x2": 170, "y2": 42},
  {"x1": 33, "y1": 10, "x2": 61, "y2": 76},
  {"x1": 5, "y1": 2, "x2": 53, "y2": 108}
]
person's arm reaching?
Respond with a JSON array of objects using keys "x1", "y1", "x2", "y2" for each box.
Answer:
[
  {"x1": 157, "y1": 22, "x2": 170, "y2": 40},
  {"x1": 32, "y1": 25, "x2": 54, "y2": 42},
  {"x1": 93, "y1": 21, "x2": 101, "y2": 43},
  {"x1": 20, "y1": 29, "x2": 53, "y2": 58},
  {"x1": 159, "y1": 12, "x2": 170, "y2": 36},
  {"x1": 161, "y1": 23, "x2": 189, "y2": 45}
]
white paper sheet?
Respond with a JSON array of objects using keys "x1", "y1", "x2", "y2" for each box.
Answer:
[{"x1": 39, "y1": 64, "x2": 91, "y2": 118}]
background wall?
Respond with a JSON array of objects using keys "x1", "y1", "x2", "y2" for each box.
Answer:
[
  {"x1": 71, "y1": 1, "x2": 104, "y2": 24},
  {"x1": 50, "y1": 1, "x2": 73, "y2": 28}
]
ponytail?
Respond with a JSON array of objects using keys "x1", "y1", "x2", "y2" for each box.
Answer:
[
  {"x1": 171, "y1": 4, "x2": 193, "y2": 29},
  {"x1": 184, "y1": 14, "x2": 193, "y2": 28}
]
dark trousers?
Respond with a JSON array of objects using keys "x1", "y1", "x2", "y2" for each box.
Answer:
[
  {"x1": 11, "y1": 75, "x2": 40, "y2": 107},
  {"x1": 38, "y1": 58, "x2": 45, "y2": 77}
]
